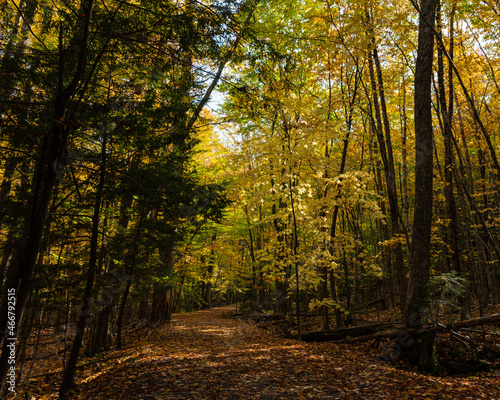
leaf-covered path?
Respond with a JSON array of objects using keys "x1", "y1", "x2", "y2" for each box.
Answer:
[{"x1": 66, "y1": 306, "x2": 499, "y2": 399}]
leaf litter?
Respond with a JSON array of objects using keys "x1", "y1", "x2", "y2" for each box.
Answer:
[{"x1": 24, "y1": 306, "x2": 500, "y2": 399}]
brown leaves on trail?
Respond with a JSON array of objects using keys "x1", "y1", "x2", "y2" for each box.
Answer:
[{"x1": 30, "y1": 306, "x2": 500, "y2": 399}]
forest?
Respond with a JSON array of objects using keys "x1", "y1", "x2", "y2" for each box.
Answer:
[{"x1": 1, "y1": 0, "x2": 500, "y2": 398}]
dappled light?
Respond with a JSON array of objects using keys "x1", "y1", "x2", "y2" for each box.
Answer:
[
  {"x1": 54, "y1": 306, "x2": 499, "y2": 399},
  {"x1": 2, "y1": 0, "x2": 500, "y2": 397}
]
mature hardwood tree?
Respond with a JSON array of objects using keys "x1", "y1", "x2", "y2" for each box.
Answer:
[
  {"x1": 0, "y1": 1, "x2": 257, "y2": 396},
  {"x1": 405, "y1": 0, "x2": 437, "y2": 372}
]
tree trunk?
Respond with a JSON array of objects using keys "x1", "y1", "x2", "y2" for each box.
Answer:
[
  {"x1": 325, "y1": 65, "x2": 360, "y2": 329},
  {"x1": 59, "y1": 110, "x2": 105, "y2": 399},
  {"x1": 340, "y1": 313, "x2": 500, "y2": 343},
  {"x1": 436, "y1": 3, "x2": 469, "y2": 315},
  {"x1": 87, "y1": 305, "x2": 112, "y2": 356},
  {"x1": 116, "y1": 279, "x2": 131, "y2": 351},
  {"x1": 0, "y1": 1, "x2": 96, "y2": 393},
  {"x1": 151, "y1": 239, "x2": 176, "y2": 322},
  {"x1": 365, "y1": 12, "x2": 406, "y2": 315},
  {"x1": 202, "y1": 233, "x2": 217, "y2": 309},
  {"x1": 405, "y1": 0, "x2": 437, "y2": 372},
  {"x1": 115, "y1": 212, "x2": 143, "y2": 350}
]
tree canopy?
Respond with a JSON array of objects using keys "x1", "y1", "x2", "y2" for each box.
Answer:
[{"x1": 2, "y1": 0, "x2": 500, "y2": 396}]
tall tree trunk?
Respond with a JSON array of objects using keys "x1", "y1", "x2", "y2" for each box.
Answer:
[
  {"x1": 244, "y1": 204, "x2": 259, "y2": 309},
  {"x1": 0, "y1": 3, "x2": 96, "y2": 391},
  {"x1": 436, "y1": 2, "x2": 468, "y2": 313},
  {"x1": 151, "y1": 234, "x2": 176, "y2": 322},
  {"x1": 405, "y1": 0, "x2": 437, "y2": 372},
  {"x1": 202, "y1": 233, "x2": 217, "y2": 309},
  {"x1": 437, "y1": 1, "x2": 460, "y2": 271},
  {"x1": 116, "y1": 212, "x2": 143, "y2": 350},
  {"x1": 326, "y1": 65, "x2": 360, "y2": 329},
  {"x1": 87, "y1": 305, "x2": 112, "y2": 356},
  {"x1": 288, "y1": 175, "x2": 301, "y2": 339},
  {"x1": 59, "y1": 118, "x2": 106, "y2": 399},
  {"x1": 269, "y1": 142, "x2": 288, "y2": 316},
  {"x1": 365, "y1": 11, "x2": 407, "y2": 315},
  {"x1": 112, "y1": 153, "x2": 142, "y2": 350},
  {"x1": 399, "y1": 73, "x2": 410, "y2": 239},
  {"x1": 370, "y1": 123, "x2": 394, "y2": 307}
]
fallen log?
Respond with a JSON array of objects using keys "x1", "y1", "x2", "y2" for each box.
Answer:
[
  {"x1": 461, "y1": 328, "x2": 500, "y2": 337},
  {"x1": 300, "y1": 322, "x2": 399, "y2": 342},
  {"x1": 234, "y1": 312, "x2": 284, "y2": 323},
  {"x1": 338, "y1": 313, "x2": 500, "y2": 343}
]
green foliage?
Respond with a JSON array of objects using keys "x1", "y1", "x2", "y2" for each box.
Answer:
[
  {"x1": 428, "y1": 271, "x2": 469, "y2": 323},
  {"x1": 309, "y1": 298, "x2": 348, "y2": 315},
  {"x1": 3, "y1": 0, "x2": 500, "y2": 388}
]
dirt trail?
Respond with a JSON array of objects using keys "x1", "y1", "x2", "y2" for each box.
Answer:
[{"x1": 65, "y1": 306, "x2": 499, "y2": 399}]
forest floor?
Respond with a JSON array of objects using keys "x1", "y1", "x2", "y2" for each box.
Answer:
[{"x1": 23, "y1": 305, "x2": 500, "y2": 399}]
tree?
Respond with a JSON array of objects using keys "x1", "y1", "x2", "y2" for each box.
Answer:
[
  {"x1": 0, "y1": 0, "x2": 97, "y2": 389},
  {"x1": 405, "y1": 0, "x2": 437, "y2": 372},
  {"x1": 0, "y1": 0, "x2": 257, "y2": 396}
]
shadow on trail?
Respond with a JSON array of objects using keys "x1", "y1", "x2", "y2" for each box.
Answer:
[
  {"x1": 70, "y1": 307, "x2": 349, "y2": 399},
  {"x1": 69, "y1": 306, "x2": 500, "y2": 400}
]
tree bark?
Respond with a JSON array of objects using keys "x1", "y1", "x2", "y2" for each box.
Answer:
[
  {"x1": 365, "y1": 12, "x2": 407, "y2": 315},
  {"x1": 406, "y1": 0, "x2": 437, "y2": 372},
  {"x1": 202, "y1": 233, "x2": 217, "y2": 309},
  {"x1": 59, "y1": 109, "x2": 105, "y2": 399},
  {"x1": 0, "y1": 2, "x2": 96, "y2": 392},
  {"x1": 437, "y1": 1, "x2": 461, "y2": 277}
]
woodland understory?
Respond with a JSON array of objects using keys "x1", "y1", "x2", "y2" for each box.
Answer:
[{"x1": 2, "y1": 0, "x2": 500, "y2": 398}]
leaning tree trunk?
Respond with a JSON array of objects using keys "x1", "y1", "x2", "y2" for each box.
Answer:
[{"x1": 405, "y1": 0, "x2": 437, "y2": 372}]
